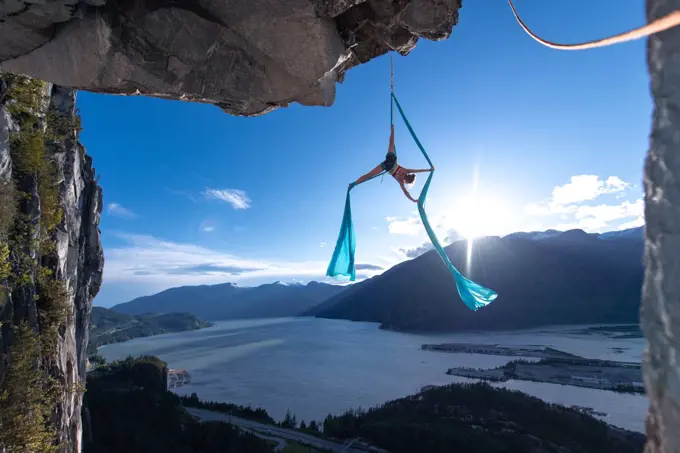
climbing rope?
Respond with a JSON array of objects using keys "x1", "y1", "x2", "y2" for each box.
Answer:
[{"x1": 508, "y1": 0, "x2": 680, "y2": 50}]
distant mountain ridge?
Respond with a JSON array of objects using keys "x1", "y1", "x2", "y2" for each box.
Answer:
[
  {"x1": 504, "y1": 226, "x2": 642, "y2": 241},
  {"x1": 111, "y1": 281, "x2": 346, "y2": 320},
  {"x1": 89, "y1": 307, "x2": 212, "y2": 354},
  {"x1": 307, "y1": 227, "x2": 644, "y2": 332}
]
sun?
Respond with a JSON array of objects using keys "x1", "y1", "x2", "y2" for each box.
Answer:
[{"x1": 442, "y1": 193, "x2": 516, "y2": 240}]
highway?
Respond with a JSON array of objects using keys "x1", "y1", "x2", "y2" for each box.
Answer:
[{"x1": 185, "y1": 407, "x2": 389, "y2": 453}]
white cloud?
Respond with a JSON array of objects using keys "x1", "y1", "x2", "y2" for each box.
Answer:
[
  {"x1": 394, "y1": 228, "x2": 462, "y2": 259},
  {"x1": 553, "y1": 200, "x2": 643, "y2": 232},
  {"x1": 107, "y1": 203, "x2": 137, "y2": 219},
  {"x1": 386, "y1": 215, "x2": 421, "y2": 235},
  {"x1": 203, "y1": 188, "x2": 251, "y2": 209},
  {"x1": 526, "y1": 175, "x2": 631, "y2": 218},
  {"x1": 617, "y1": 216, "x2": 645, "y2": 230},
  {"x1": 395, "y1": 242, "x2": 433, "y2": 259},
  {"x1": 320, "y1": 242, "x2": 327, "y2": 248},
  {"x1": 523, "y1": 175, "x2": 642, "y2": 234},
  {"x1": 552, "y1": 175, "x2": 629, "y2": 205},
  {"x1": 574, "y1": 199, "x2": 643, "y2": 222},
  {"x1": 103, "y1": 233, "x2": 386, "y2": 292},
  {"x1": 199, "y1": 219, "x2": 217, "y2": 233}
]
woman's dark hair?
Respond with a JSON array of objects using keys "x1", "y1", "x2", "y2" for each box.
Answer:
[{"x1": 405, "y1": 173, "x2": 416, "y2": 185}]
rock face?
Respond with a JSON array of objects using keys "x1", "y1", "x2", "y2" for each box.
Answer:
[
  {"x1": 642, "y1": 1, "x2": 680, "y2": 453},
  {"x1": 0, "y1": 76, "x2": 103, "y2": 453},
  {"x1": 0, "y1": 0, "x2": 461, "y2": 116}
]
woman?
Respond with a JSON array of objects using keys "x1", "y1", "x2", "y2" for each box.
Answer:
[{"x1": 350, "y1": 125, "x2": 433, "y2": 202}]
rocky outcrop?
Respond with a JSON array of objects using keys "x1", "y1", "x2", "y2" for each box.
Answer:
[
  {"x1": 0, "y1": 0, "x2": 462, "y2": 116},
  {"x1": 642, "y1": 1, "x2": 680, "y2": 453},
  {"x1": 51, "y1": 85, "x2": 104, "y2": 453},
  {"x1": 0, "y1": 76, "x2": 103, "y2": 453}
]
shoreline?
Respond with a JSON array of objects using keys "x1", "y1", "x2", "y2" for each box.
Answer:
[
  {"x1": 421, "y1": 342, "x2": 583, "y2": 359},
  {"x1": 378, "y1": 321, "x2": 641, "y2": 335}
]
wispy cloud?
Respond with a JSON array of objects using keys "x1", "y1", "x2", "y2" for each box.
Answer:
[
  {"x1": 200, "y1": 219, "x2": 217, "y2": 233},
  {"x1": 105, "y1": 233, "x2": 330, "y2": 287},
  {"x1": 355, "y1": 263, "x2": 383, "y2": 271},
  {"x1": 320, "y1": 242, "x2": 327, "y2": 248},
  {"x1": 107, "y1": 203, "x2": 137, "y2": 219},
  {"x1": 165, "y1": 188, "x2": 200, "y2": 203},
  {"x1": 203, "y1": 188, "x2": 251, "y2": 210},
  {"x1": 100, "y1": 232, "x2": 388, "y2": 302},
  {"x1": 395, "y1": 229, "x2": 461, "y2": 259},
  {"x1": 396, "y1": 242, "x2": 433, "y2": 259}
]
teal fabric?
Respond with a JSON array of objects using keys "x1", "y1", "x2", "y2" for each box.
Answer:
[
  {"x1": 326, "y1": 91, "x2": 498, "y2": 310},
  {"x1": 326, "y1": 188, "x2": 356, "y2": 281},
  {"x1": 326, "y1": 172, "x2": 385, "y2": 281},
  {"x1": 392, "y1": 94, "x2": 498, "y2": 311}
]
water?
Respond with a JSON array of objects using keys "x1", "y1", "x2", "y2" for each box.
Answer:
[{"x1": 100, "y1": 317, "x2": 649, "y2": 433}]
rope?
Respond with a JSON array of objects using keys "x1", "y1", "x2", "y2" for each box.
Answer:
[
  {"x1": 390, "y1": 53, "x2": 395, "y2": 125},
  {"x1": 508, "y1": 0, "x2": 680, "y2": 51}
]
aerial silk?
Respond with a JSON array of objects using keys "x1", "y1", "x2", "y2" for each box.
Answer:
[{"x1": 326, "y1": 90, "x2": 498, "y2": 311}]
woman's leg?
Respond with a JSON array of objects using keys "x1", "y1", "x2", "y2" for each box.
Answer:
[{"x1": 353, "y1": 164, "x2": 384, "y2": 186}]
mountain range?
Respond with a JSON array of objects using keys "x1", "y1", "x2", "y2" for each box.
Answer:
[
  {"x1": 111, "y1": 281, "x2": 346, "y2": 320},
  {"x1": 110, "y1": 227, "x2": 644, "y2": 332},
  {"x1": 307, "y1": 227, "x2": 644, "y2": 331}
]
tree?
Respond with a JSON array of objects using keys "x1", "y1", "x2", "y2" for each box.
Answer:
[{"x1": 282, "y1": 410, "x2": 297, "y2": 429}]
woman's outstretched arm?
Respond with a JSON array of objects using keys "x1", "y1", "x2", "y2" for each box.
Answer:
[
  {"x1": 399, "y1": 181, "x2": 419, "y2": 203},
  {"x1": 401, "y1": 165, "x2": 434, "y2": 173}
]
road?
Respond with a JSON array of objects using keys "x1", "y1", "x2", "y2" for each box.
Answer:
[
  {"x1": 185, "y1": 407, "x2": 389, "y2": 453},
  {"x1": 241, "y1": 427, "x2": 287, "y2": 452}
]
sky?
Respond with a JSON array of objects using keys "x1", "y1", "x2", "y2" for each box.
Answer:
[{"x1": 77, "y1": 1, "x2": 652, "y2": 307}]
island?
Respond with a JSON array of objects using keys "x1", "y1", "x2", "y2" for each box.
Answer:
[
  {"x1": 421, "y1": 342, "x2": 581, "y2": 359},
  {"x1": 446, "y1": 358, "x2": 644, "y2": 394},
  {"x1": 422, "y1": 342, "x2": 644, "y2": 394}
]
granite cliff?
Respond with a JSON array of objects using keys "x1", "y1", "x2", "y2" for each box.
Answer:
[
  {"x1": 642, "y1": 1, "x2": 680, "y2": 452},
  {"x1": 0, "y1": 75, "x2": 103, "y2": 452}
]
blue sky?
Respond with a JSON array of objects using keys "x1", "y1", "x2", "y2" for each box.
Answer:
[{"x1": 79, "y1": 1, "x2": 651, "y2": 306}]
